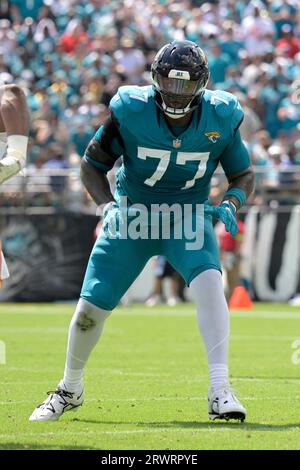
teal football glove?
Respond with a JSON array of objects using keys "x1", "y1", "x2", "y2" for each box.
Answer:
[
  {"x1": 101, "y1": 201, "x2": 120, "y2": 236},
  {"x1": 204, "y1": 200, "x2": 238, "y2": 237}
]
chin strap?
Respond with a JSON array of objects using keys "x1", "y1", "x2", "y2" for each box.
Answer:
[{"x1": 161, "y1": 98, "x2": 194, "y2": 119}]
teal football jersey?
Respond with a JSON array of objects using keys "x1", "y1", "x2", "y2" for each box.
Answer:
[{"x1": 108, "y1": 85, "x2": 250, "y2": 206}]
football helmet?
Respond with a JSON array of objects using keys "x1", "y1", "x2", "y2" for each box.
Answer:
[{"x1": 151, "y1": 40, "x2": 209, "y2": 119}]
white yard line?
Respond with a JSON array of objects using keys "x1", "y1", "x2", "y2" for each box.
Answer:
[
  {"x1": 1, "y1": 310, "x2": 300, "y2": 319},
  {"x1": 230, "y1": 335, "x2": 299, "y2": 341},
  {"x1": 1, "y1": 395, "x2": 300, "y2": 406},
  {"x1": 2, "y1": 368, "x2": 300, "y2": 380},
  {"x1": 0, "y1": 328, "x2": 68, "y2": 333},
  {"x1": 1, "y1": 423, "x2": 300, "y2": 440},
  {"x1": 0, "y1": 427, "x2": 272, "y2": 439},
  {"x1": 2, "y1": 376, "x2": 300, "y2": 386},
  {"x1": 1, "y1": 328, "x2": 298, "y2": 341}
]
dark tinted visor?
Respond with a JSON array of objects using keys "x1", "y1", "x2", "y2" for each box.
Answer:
[{"x1": 157, "y1": 76, "x2": 200, "y2": 96}]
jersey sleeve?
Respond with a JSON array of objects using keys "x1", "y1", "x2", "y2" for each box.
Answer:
[
  {"x1": 211, "y1": 90, "x2": 244, "y2": 137},
  {"x1": 109, "y1": 85, "x2": 148, "y2": 125},
  {"x1": 109, "y1": 91, "x2": 125, "y2": 123},
  {"x1": 230, "y1": 99, "x2": 244, "y2": 136},
  {"x1": 219, "y1": 129, "x2": 251, "y2": 177}
]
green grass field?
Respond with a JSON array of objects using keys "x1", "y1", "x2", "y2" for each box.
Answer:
[{"x1": 0, "y1": 302, "x2": 300, "y2": 450}]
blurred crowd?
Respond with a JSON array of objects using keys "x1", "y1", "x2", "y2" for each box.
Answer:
[{"x1": 0, "y1": 0, "x2": 300, "y2": 209}]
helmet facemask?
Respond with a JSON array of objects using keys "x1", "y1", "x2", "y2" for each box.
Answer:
[
  {"x1": 152, "y1": 71, "x2": 208, "y2": 118},
  {"x1": 151, "y1": 41, "x2": 210, "y2": 119}
]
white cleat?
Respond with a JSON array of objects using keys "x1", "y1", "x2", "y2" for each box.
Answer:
[
  {"x1": 29, "y1": 380, "x2": 84, "y2": 422},
  {"x1": 208, "y1": 385, "x2": 246, "y2": 422}
]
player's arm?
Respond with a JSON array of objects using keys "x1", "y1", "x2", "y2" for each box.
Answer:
[
  {"x1": 205, "y1": 130, "x2": 254, "y2": 237},
  {"x1": 220, "y1": 129, "x2": 255, "y2": 211},
  {"x1": 223, "y1": 168, "x2": 254, "y2": 210},
  {"x1": 0, "y1": 84, "x2": 30, "y2": 184},
  {"x1": 80, "y1": 111, "x2": 124, "y2": 211}
]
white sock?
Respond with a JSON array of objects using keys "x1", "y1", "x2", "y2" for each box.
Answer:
[
  {"x1": 190, "y1": 269, "x2": 230, "y2": 390},
  {"x1": 62, "y1": 368, "x2": 84, "y2": 393},
  {"x1": 209, "y1": 363, "x2": 229, "y2": 391},
  {"x1": 63, "y1": 298, "x2": 111, "y2": 392}
]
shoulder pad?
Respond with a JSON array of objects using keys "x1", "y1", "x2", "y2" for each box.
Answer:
[
  {"x1": 110, "y1": 86, "x2": 148, "y2": 121},
  {"x1": 208, "y1": 90, "x2": 244, "y2": 133}
]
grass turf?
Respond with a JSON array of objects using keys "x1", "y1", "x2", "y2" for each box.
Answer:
[{"x1": 0, "y1": 302, "x2": 300, "y2": 450}]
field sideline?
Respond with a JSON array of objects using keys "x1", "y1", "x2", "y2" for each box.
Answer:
[{"x1": 0, "y1": 302, "x2": 300, "y2": 450}]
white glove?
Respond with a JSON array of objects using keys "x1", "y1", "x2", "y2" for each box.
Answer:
[
  {"x1": 0, "y1": 149, "x2": 25, "y2": 184},
  {"x1": 0, "y1": 135, "x2": 27, "y2": 185}
]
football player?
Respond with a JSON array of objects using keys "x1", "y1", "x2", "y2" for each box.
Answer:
[
  {"x1": 30, "y1": 41, "x2": 254, "y2": 422},
  {"x1": 0, "y1": 83, "x2": 29, "y2": 284}
]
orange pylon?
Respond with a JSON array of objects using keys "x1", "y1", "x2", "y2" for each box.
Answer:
[{"x1": 229, "y1": 286, "x2": 253, "y2": 310}]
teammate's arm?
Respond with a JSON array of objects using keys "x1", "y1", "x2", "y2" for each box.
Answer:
[
  {"x1": 0, "y1": 84, "x2": 30, "y2": 184},
  {"x1": 80, "y1": 112, "x2": 124, "y2": 210}
]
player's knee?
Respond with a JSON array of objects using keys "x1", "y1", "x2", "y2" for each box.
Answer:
[
  {"x1": 75, "y1": 298, "x2": 111, "y2": 332},
  {"x1": 81, "y1": 279, "x2": 120, "y2": 311}
]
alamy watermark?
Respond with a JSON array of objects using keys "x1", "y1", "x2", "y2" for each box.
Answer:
[
  {"x1": 291, "y1": 339, "x2": 300, "y2": 365},
  {"x1": 97, "y1": 196, "x2": 205, "y2": 251}
]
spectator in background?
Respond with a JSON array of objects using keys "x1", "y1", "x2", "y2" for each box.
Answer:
[
  {"x1": 220, "y1": 22, "x2": 244, "y2": 65},
  {"x1": 70, "y1": 123, "x2": 94, "y2": 158},
  {"x1": 240, "y1": 2, "x2": 275, "y2": 57},
  {"x1": 270, "y1": 0, "x2": 298, "y2": 38},
  {"x1": 0, "y1": 1, "x2": 13, "y2": 21},
  {"x1": 58, "y1": 18, "x2": 89, "y2": 54},
  {"x1": 10, "y1": 0, "x2": 44, "y2": 22},
  {"x1": 43, "y1": 144, "x2": 69, "y2": 196},
  {"x1": 0, "y1": 0, "x2": 299, "y2": 210},
  {"x1": 259, "y1": 143, "x2": 296, "y2": 188},
  {"x1": 278, "y1": 88, "x2": 300, "y2": 135},
  {"x1": 114, "y1": 36, "x2": 147, "y2": 85},
  {"x1": 0, "y1": 19, "x2": 17, "y2": 54},
  {"x1": 207, "y1": 42, "x2": 231, "y2": 84},
  {"x1": 34, "y1": 18, "x2": 57, "y2": 55},
  {"x1": 276, "y1": 24, "x2": 300, "y2": 58},
  {"x1": 17, "y1": 17, "x2": 39, "y2": 60},
  {"x1": 251, "y1": 130, "x2": 273, "y2": 166},
  {"x1": 235, "y1": 92, "x2": 262, "y2": 144},
  {"x1": 259, "y1": 75, "x2": 287, "y2": 138}
]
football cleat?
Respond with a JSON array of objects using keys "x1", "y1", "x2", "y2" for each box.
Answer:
[
  {"x1": 208, "y1": 385, "x2": 246, "y2": 422},
  {"x1": 29, "y1": 380, "x2": 84, "y2": 422}
]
